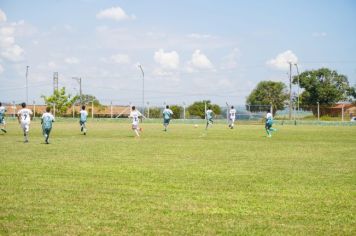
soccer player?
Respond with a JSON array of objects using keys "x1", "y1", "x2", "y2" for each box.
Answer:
[
  {"x1": 17, "y1": 102, "x2": 33, "y2": 143},
  {"x1": 162, "y1": 105, "x2": 173, "y2": 131},
  {"x1": 205, "y1": 106, "x2": 214, "y2": 130},
  {"x1": 228, "y1": 105, "x2": 236, "y2": 129},
  {"x1": 129, "y1": 106, "x2": 143, "y2": 137},
  {"x1": 265, "y1": 110, "x2": 277, "y2": 138},
  {"x1": 41, "y1": 107, "x2": 55, "y2": 144},
  {"x1": 0, "y1": 102, "x2": 7, "y2": 133},
  {"x1": 79, "y1": 105, "x2": 88, "y2": 135}
]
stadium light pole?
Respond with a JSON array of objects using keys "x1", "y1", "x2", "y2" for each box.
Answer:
[
  {"x1": 72, "y1": 77, "x2": 82, "y2": 104},
  {"x1": 138, "y1": 64, "x2": 145, "y2": 115},
  {"x1": 25, "y1": 66, "x2": 29, "y2": 104}
]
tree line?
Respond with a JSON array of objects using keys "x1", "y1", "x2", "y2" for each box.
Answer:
[
  {"x1": 42, "y1": 67, "x2": 356, "y2": 117},
  {"x1": 246, "y1": 67, "x2": 356, "y2": 115}
]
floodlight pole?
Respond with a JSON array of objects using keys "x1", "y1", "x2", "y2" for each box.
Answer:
[
  {"x1": 138, "y1": 64, "x2": 145, "y2": 115},
  {"x1": 72, "y1": 77, "x2": 82, "y2": 104},
  {"x1": 25, "y1": 66, "x2": 29, "y2": 104}
]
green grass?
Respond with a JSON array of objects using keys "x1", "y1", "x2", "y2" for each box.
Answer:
[{"x1": 1, "y1": 120, "x2": 355, "y2": 235}]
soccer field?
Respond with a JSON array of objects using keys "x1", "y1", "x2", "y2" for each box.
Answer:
[{"x1": 1, "y1": 120, "x2": 355, "y2": 235}]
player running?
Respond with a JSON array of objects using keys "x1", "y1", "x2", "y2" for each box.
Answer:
[
  {"x1": 205, "y1": 106, "x2": 214, "y2": 130},
  {"x1": 17, "y1": 102, "x2": 33, "y2": 143},
  {"x1": 79, "y1": 105, "x2": 88, "y2": 135},
  {"x1": 0, "y1": 102, "x2": 7, "y2": 133},
  {"x1": 228, "y1": 105, "x2": 236, "y2": 129},
  {"x1": 129, "y1": 106, "x2": 143, "y2": 137},
  {"x1": 265, "y1": 110, "x2": 277, "y2": 138},
  {"x1": 41, "y1": 107, "x2": 55, "y2": 144},
  {"x1": 162, "y1": 105, "x2": 173, "y2": 131}
]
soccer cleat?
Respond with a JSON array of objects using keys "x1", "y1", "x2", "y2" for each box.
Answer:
[{"x1": 1, "y1": 128, "x2": 6, "y2": 133}]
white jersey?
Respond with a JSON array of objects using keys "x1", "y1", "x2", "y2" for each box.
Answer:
[
  {"x1": 266, "y1": 112, "x2": 273, "y2": 120},
  {"x1": 229, "y1": 108, "x2": 236, "y2": 120},
  {"x1": 163, "y1": 108, "x2": 173, "y2": 120},
  {"x1": 41, "y1": 112, "x2": 55, "y2": 129},
  {"x1": 18, "y1": 108, "x2": 33, "y2": 123},
  {"x1": 80, "y1": 110, "x2": 88, "y2": 122},
  {"x1": 130, "y1": 110, "x2": 141, "y2": 125}
]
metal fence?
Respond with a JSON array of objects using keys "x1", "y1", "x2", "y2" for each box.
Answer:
[{"x1": 2, "y1": 102, "x2": 355, "y2": 122}]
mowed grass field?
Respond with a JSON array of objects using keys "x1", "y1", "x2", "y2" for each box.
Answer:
[{"x1": 0, "y1": 119, "x2": 355, "y2": 235}]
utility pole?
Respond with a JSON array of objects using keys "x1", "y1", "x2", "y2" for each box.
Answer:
[
  {"x1": 72, "y1": 77, "x2": 82, "y2": 104},
  {"x1": 25, "y1": 66, "x2": 29, "y2": 104},
  {"x1": 288, "y1": 62, "x2": 292, "y2": 120},
  {"x1": 138, "y1": 64, "x2": 145, "y2": 115}
]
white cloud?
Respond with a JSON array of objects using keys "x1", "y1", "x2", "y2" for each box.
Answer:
[
  {"x1": 221, "y1": 48, "x2": 240, "y2": 69},
  {"x1": 96, "y1": 6, "x2": 134, "y2": 21},
  {"x1": 0, "y1": 13, "x2": 25, "y2": 62},
  {"x1": 111, "y1": 54, "x2": 130, "y2": 64},
  {"x1": 64, "y1": 57, "x2": 80, "y2": 64},
  {"x1": 266, "y1": 50, "x2": 298, "y2": 70},
  {"x1": 154, "y1": 49, "x2": 180, "y2": 70},
  {"x1": 188, "y1": 49, "x2": 213, "y2": 70},
  {"x1": 1, "y1": 44, "x2": 24, "y2": 61},
  {"x1": 0, "y1": 9, "x2": 7, "y2": 23},
  {"x1": 0, "y1": 64, "x2": 4, "y2": 74}
]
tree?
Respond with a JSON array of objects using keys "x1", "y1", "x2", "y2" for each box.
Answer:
[
  {"x1": 293, "y1": 68, "x2": 355, "y2": 106},
  {"x1": 170, "y1": 105, "x2": 183, "y2": 119},
  {"x1": 147, "y1": 107, "x2": 161, "y2": 118},
  {"x1": 42, "y1": 87, "x2": 74, "y2": 115},
  {"x1": 246, "y1": 81, "x2": 288, "y2": 115},
  {"x1": 187, "y1": 100, "x2": 221, "y2": 119},
  {"x1": 71, "y1": 94, "x2": 102, "y2": 107}
]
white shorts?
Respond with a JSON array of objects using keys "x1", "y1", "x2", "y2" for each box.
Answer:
[{"x1": 21, "y1": 122, "x2": 30, "y2": 132}]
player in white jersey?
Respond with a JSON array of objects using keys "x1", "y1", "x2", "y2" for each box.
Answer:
[
  {"x1": 129, "y1": 106, "x2": 143, "y2": 137},
  {"x1": 162, "y1": 105, "x2": 173, "y2": 132},
  {"x1": 17, "y1": 102, "x2": 33, "y2": 143},
  {"x1": 205, "y1": 106, "x2": 214, "y2": 130},
  {"x1": 228, "y1": 106, "x2": 236, "y2": 129},
  {"x1": 41, "y1": 107, "x2": 55, "y2": 144},
  {"x1": 0, "y1": 102, "x2": 7, "y2": 133},
  {"x1": 79, "y1": 105, "x2": 88, "y2": 135},
  {"x1": 265, "y1": 110, "x2": 277, "y2": 138}
]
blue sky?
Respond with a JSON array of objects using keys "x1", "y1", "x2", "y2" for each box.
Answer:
[{"x1": 0, "y1": 0, "x2": 355, "y2": 106}]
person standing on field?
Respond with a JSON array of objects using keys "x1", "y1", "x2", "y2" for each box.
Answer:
[
  {"x1": 0, "y1": 102, "x2": 7, "y2": 133},
  {"x1": 41, "y1": 107, "x2": 55, "y2": 144},
  {"x1": 79, "y1": 105, "x2": 88, "y2": 135},
  {"x1": 228, "y1": 105, "x2": 236, "y2": 129},
  {"x1": 17, "y1": 102, "x2": 33, "y2": 143},
  {"x1": 162, "y1": 105, "x2": 173, "y2": 132}
]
